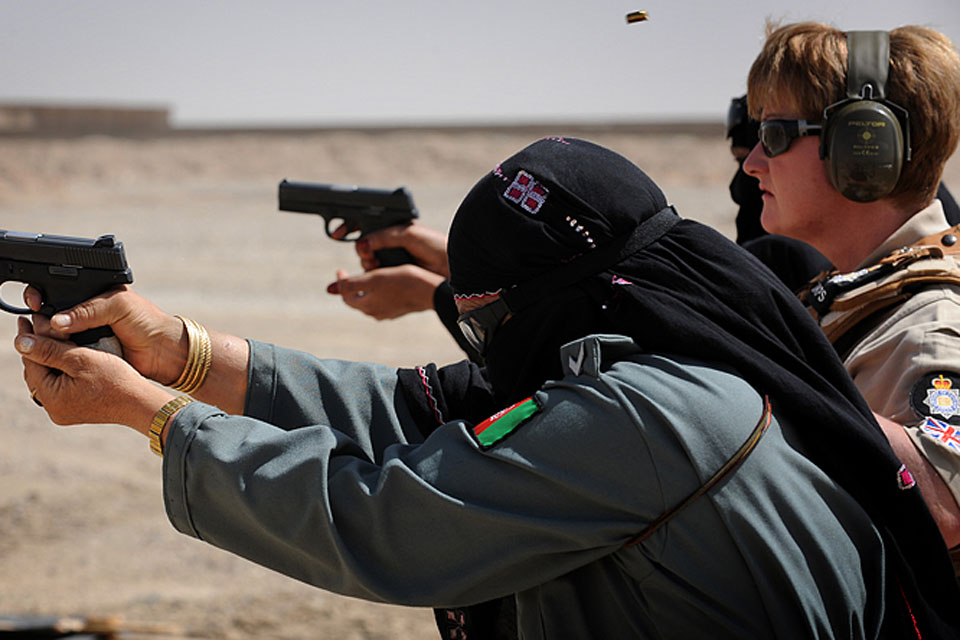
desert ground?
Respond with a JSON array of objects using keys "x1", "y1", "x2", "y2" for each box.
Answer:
[{"x1": 0, "y1": 126, "x2": 956, "y2": 639}]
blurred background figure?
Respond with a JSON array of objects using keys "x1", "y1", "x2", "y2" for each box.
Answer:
[{"x1": 726, "y1": 94, "x2": 766, "y2": 245}]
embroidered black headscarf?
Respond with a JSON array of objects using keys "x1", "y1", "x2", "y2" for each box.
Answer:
[{"x1": 446, "y1": 137, "x2": 960, "y2": 637}]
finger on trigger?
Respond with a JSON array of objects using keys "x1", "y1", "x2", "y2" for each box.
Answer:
[{"x1": 22, "y1": 286, "x2": 42, "y2": 312}]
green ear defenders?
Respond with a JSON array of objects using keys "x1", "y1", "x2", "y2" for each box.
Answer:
[{"x1": 820, "y1": 30, "x2": 912, "y2": 202}]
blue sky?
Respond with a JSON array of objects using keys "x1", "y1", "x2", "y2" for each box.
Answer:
[{"x1": 1, "y1": 0, "x2": 958, "y2": 126}]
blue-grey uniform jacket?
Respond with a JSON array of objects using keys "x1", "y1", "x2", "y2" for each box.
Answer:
[{"x1": 162, "y1": 334, "x2": 885, "y2": 639}]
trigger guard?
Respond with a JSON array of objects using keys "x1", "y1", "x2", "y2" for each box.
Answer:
[
  {"x1": 0, "y1": 289, "x2": 31, "y2": 314},
  {"x1": 0, "y1": 300, "x2": 30, "y2": 314}
]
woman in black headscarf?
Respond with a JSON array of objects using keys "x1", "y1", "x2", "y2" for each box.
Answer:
[
  {"x1": 17, "y1": 138, "x2": 960, "y2": 639},
  {"x1": 417, "y1": 136, "x2": 960, "y2": 637}
]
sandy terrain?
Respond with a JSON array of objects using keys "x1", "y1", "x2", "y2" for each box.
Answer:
[{"x1": 0, "y1": 127, "x2": 956, "y2": 639}]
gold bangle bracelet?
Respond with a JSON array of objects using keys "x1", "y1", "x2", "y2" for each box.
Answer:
[
  {"x1": 169, "y1": 315, "x2": 198, "y2": 389},
  {"x1": 170, "y1": 315, "x2": 212, "y2": 395},
  {"x1": 148, "y1": 395, "x2": 195, "y2": 457}
]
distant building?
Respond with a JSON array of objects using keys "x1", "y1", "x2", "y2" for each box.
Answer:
[{"x1": 0, "y1": 103, "x2": 170, "y2": 135}]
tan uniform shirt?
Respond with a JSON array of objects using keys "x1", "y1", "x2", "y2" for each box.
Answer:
[{"x1": 812, "y1": 201, "x2": 960, "y2": 567}]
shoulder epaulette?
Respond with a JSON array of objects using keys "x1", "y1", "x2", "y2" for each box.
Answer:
[{"x1": 800, "y1": 224, "x2": 960, "y2": 344}]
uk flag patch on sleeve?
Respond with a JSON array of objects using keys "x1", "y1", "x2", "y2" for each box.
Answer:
[
  {"x1": 918, "y1": 416, "x2": 960, "y2": 452},
  {"x1": 473, "y1": 396, "x2": 542, "y2": 449}
]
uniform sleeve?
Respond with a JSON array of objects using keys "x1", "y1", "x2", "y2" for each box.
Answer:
[
  {"x1": 242, "y1": 340, "x2": 419, "y2": 440},
  {"x1": 844, "y1": 288, "x2": 960, "y2": 507},
  {"x1": 160, "y1": 349, "x2": 661, "y2": 608}
]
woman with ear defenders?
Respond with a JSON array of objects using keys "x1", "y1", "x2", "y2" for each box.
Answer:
[
  {"x1": 727, "y1": 93, "x2": 960, "y2": 292},
  {"x1": 743, "y1": 23, "x2": 960, "y2": 573}
]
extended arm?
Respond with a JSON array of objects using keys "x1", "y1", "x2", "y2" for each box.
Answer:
[{"x1": 162, "y1": 362, "x2": 655, "y2": 606}]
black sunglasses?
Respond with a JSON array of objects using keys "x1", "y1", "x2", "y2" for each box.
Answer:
[
  {"x1": 457, "y1": 297, "x2": 510, "y2": 355},
  {"x1": 759, "y1": 119, "x2": 823, "y2": 157}
]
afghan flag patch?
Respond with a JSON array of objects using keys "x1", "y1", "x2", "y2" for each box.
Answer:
[{"x1": 473, "y1": 396, "x2": 541, "y2": 449}]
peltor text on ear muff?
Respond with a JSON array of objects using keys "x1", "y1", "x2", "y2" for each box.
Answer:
[{"x1": 819, "y1": 30, "x2": 912, "y2": 202}]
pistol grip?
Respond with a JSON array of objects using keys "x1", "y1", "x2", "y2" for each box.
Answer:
[
  {"x1": 70, "y1": 325, "x2": 115, "y2": 347},
  {"x1": 70, "y1": 325, "x2": 111, "y2": 345},
  {"x1": 71, "y1": 327, "x2": 123, "y2": 357},
  {"x1": 87, "y1": 335, "x2": 123, "y2": 357},
  {"x1": 375, "y1": 247, "x2": 415, "y2": 268}
]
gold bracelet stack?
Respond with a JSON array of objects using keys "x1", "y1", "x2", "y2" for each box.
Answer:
[
  {"x1": 170, "y1": 315, "x2": 212, "y2": 395},
  {"x1": 149, "y1": 395, "x2": 195, "y2": 456}
]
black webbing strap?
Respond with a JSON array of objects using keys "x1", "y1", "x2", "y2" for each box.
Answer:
[{"x1": 624, "y1": 395, "x2": 773, "y2": 547}]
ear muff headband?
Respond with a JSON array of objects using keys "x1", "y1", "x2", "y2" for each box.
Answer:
[
  {"x1": 846, "y1": 30, "x2": 891, "y2": 100},
  {"x1": 820, "y1": 30, "x2": 912, "y2": 203}
]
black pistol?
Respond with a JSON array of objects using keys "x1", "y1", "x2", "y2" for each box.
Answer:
[
  {"x1": 0, "y1": 230, "x2": 133, "y2": 347},
  {"x1": 278, "y1": 180, "x2": 420, "y2": 267}
]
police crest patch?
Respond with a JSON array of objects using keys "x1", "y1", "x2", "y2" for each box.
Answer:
[
  {"x1": 473, "y1": 396, "x2": 541, "y2": 449},
  {"x1": 911, "y1": 372, "x2": 960, "y2": 424}
]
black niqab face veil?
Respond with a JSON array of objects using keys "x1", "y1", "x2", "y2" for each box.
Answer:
[
  {"x1": 447, "y1": 137, "x2": 960, "y2": 637},
  {"x1": 448, "y1": 137, "x2": 678, "y2": 404}
]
